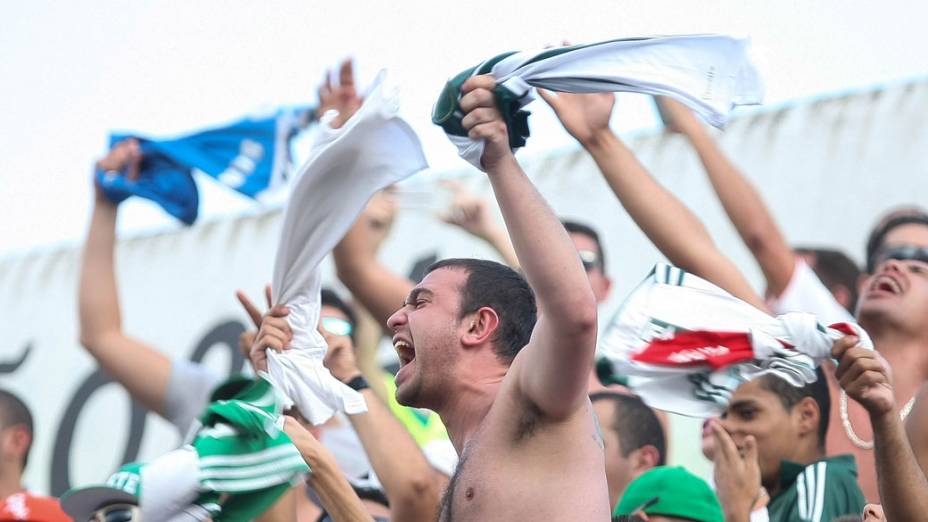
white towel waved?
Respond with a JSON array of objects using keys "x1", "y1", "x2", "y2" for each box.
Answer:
[
  {"x1": 599, "y1": 263, "x2": 871, "y2": 417},
  {"x1": 433, "y1": 35, "x2": 763, "y2": 169},
  {"x1": 266, "y1": 71, "x2": 428, "y2": 425}
]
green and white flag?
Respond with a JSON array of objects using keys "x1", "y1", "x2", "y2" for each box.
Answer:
[
  {"x1": 61, "y1": 377, "x2": 308, "y2": 522},
  {"x1": 432, "y1": 34, "x2": 763, "y2": 169}
]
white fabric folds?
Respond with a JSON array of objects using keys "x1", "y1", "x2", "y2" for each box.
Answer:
[
  {"x1": 599, "y1": 263, "x2": 871, "y2": 417},
  {"x1": 433, "y1": 35, "x2": 764, "y2": 169},
  {"x1": 267, "y1": 71, "x2": 428, "y2": 425}
]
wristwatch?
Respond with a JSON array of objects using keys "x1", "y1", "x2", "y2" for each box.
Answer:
[{"x1": 344, "y1": 374, "x2": 370, "y2": 392}]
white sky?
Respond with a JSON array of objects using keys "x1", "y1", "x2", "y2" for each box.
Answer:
[{"x1": 2, "y1": 0, "x2": 926, "y2": 256}]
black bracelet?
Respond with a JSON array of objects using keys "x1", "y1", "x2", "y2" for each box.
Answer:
[{"x1": 345, "y1": 375, "x2": 370, "y2": 391}]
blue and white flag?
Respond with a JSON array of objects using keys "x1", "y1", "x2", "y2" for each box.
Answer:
[{"x1": 96, "y1": 107, "x2": 309, "y2": 225}]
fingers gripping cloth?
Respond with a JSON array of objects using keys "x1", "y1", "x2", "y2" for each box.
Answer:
[
  {"x1": 432, "y1": 34, "x2": 763, "y2": 169},
  {"x1": 599, "y1": 263, "x2": 872, "y2": 417},
  {"x1": 266, "y1": 70, "x2": 428, "y2": 425}
]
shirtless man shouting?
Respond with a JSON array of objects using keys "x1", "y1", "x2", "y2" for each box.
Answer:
[{"x1": 386, "y1": 75, "x2": 608, "y2": 520}]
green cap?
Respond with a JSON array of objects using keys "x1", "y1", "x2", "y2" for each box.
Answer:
[{"x1": 614, "y1": 466, "x2": 723, "y2": 522}]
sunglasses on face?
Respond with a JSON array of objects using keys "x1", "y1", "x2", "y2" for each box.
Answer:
[
  {"x1": 613, "y1": 496, "x2": 659, "y2": 522},
  {"x1": 320, "y1": 316, "x2": 353, "y2": 337},
  {"x1": 91, "y1": 504, "x2": 141, "y2": 522},
  {"x1": 873, "y1": 245, "x2": 928, "y2": 270},
  {"x1": 579, "y1": 250, "x2": 602, "y2": 272}
]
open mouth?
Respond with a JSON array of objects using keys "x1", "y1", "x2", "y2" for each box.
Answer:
[
  {"x1": 393, "y1": 337, "x2": 416, "y2": 368},
  {"x1": 871, "y1": 275, "x2": 903, "y2": 295}
]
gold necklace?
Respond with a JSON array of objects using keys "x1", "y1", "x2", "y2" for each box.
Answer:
[{"x1": 840, "y1": 390, "x2": 915, "y2": 450}]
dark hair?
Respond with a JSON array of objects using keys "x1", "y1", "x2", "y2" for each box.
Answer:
[
  {"x1": 562, "y1": 220, "x2": 606, "y2": 274},
  {"x1": 320, "y1": 288, "x2": 357, "y2": 342},
  {"x1": 756, "y1": 367, "x2": 830, "y2": 450},
  {"x1": 590, "y1": 392, "x2": 666, "y2": 465},
  {"x1": 426, "y1": 258, "x2": 536, "y2": 363},
  {"x1": 0, "y1": 389, "x2": 34, "y2": 469},
  {"x1": 865, "y1": 206, "x2": 928, "y2": 273},
  {"x1": 794, "y1": 247, "x2": 861, "y2": 313}
]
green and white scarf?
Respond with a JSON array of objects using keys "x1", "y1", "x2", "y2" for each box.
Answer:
[{"x1": 432, "y1": 34, "x2": 763, "y2": 169}]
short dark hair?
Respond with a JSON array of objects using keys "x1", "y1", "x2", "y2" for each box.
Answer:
[
  {"x1": 794, "y1": 247, "x2": 861, "y2": 313},
  {"x1": 562, "y1": 220, "x2": 606, "y2": 274},
  {"x1": 756, "y1": 367, "x2": 830, "y2": 450},
  {"x1": 0, "y1": 389, "x2": 34, "y2": 469},
  {"x1": 865, "y1": 206, "x2": 928, "y2": 273},
  {"x1": 426, "y1": 258, "x2": 536, "y2": 363},
  {"x1": 590, "y1": 392, "x2": 666, "y2": 465},
  {"x1": 320, "y1": 287, "x2": 357, "y2": 342}
]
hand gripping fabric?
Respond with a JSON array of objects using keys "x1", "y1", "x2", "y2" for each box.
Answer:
[
  {"x1": 598, "y1": 263, "x2": 872, "y2": 417},
  {"x1": 433, "y1": 34, "x2": 763, "y2": 169},
  {"x1": 266, "y1": 70, "x2": 429, "y2": 425}
]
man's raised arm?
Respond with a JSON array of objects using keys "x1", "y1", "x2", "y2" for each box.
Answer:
[
  {"x1": 460, "y1": 75, "x2": 598, "y2": 419},
  {"x1": 78, "y1": 140, "x2": 173, "y2": 415},
  {"x1": 656, "y1": 96, "x2": 796, "y2": 298},
  {"x1": 540, "y1": 90, "x2": 767, "y2": 311}
]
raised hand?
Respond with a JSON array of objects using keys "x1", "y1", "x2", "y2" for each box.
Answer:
[
  {"x1": 833, "y1": 335, "x2": 896, "y2": 418},
  {"x1": 459, "y1": 75, "x2": 514, "y2": 171},
  {"x1": 538, "y1": 89, "x2": 615, "y2": 146},
  {"x1": 243, "y1": 285, "x2": 291, "y2": 372},
  {"x1": 316, "y1": 58, "x2": 363, "y2": 129},
  {"x1": 236, "y1": 285, "x2": 272, "y2": 360},
  {"x1": 94, "y1": 138, "x2": 142, "y2": 202},
  {"x1": 439, "y1": 180, "x2": 496, "y2": 241}
]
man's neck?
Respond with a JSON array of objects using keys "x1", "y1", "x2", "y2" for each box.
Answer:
[
  {"x1": 437, "y1": 373, "x2": 504, "y2": 455},
  {"x1": 870, "y1": 330, "x2": 928, "y2": 400},
  {"x1": 0, "y1": 468, "x2": 23, "y2": 500}
]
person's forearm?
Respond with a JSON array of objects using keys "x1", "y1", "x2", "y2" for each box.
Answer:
[
  {"x1": 484, "y1": 227, "x2": 520, "y2": 270},
  {"x1": 684, "y1": 126, "x2": 795, "y2": 297},
  {"x1": 584, "y1": 129, "x2": 767, "y2": 311},
  {"x1": 333, "y1": 236, "x2": 412, "y2": 330},
  {"x1": 348, "y1": 389, "x2": 441, "y2": 521},
  {"x1": 486, "y1": 154, "x2": 594, "y2": 321},
  {"x1": 873, "y1": 408, "x2": 928, "y2": 521},
  {"x1": 79, "y1": 200, "x2": 122, "y2": 346},
  {"x1": 302, "y1": 442, "x2": 374, "y2": 522}
]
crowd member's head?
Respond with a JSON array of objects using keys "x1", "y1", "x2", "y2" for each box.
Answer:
[
  {"x1": 857, "y1": 206, "x2": 928, "y2": 339},
  {"x1": 794, "y1": 247, "x2": 861, "y2": 313},
  {"x1": 715, "y1": 369, "x2": 830, "y2": 491},
  {"x1": 320, "y1": 287, "x2": 358, "y2": 344},
  {"x1": 387, "y1": 258, "x2": 535, "y2": 409},
  {"x1": 613, "y1": 466, "x2": 723, "y2": 522},
  {"x1": 590, "y1": 392, "x2": 665, "y2": 509},
  {"x1": 0, "y1": 389, "x2": 33, "y2": 482},
  {"x1": 563, "y1": 219, "x2": 612, "y2": 304}
]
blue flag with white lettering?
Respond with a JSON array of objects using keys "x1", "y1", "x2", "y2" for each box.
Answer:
[{"x1": 96, "y1": 107, "x2": 308, "y2": 225}]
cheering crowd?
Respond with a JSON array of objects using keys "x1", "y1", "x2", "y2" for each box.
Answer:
[{"x1": 2, "y1": 45, "x2": 927, "y2": 522}]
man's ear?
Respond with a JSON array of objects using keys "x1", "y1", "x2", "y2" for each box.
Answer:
[
  {"x1": 3, "y1": 426, "x2": 31, "y2": 465},
  {"x1": 629, "y1": 445, "x2": 661, "y2": 477},
  {"x1": 795, "y1": 396, "x2": 821, "y2": 440},
  {"x1": 461, "y1": 307, "x2": 500, "y2": 348}
]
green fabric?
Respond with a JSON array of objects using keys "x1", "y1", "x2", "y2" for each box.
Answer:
[
  {"x1": 767, "y1": 455, "x2": 865, "y2": 522},
  {"x1": 432, "y1": 51, "x2": 531, "y2": 149},
  {"x1": 106, "y1": 462, "x2": 145, "y2": 497},
  {"x1": 596, "y1": 356, "x2": 629, "y2": 387},
  {"x1": 614, "y1": 466, "x2": 723, "y2": 522},
  {"x1": 383, "y1": 372, "x2": 450, "y2": 447},
  {"x1": 193, "y1": 376, "x2": 309, "y2": 521}
]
